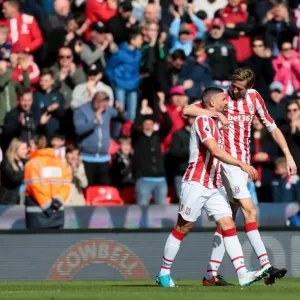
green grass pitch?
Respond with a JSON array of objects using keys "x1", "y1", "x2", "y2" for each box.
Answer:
[{"x1": 0, "y1": 279, "x2": 299, "y2": 300}]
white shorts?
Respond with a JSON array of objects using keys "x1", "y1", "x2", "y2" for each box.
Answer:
[
  {"x1": 179, "y1": 181, "x2": 232, "y2": 222},
  {"x1": 221, "y1": 163, "x2": 251, "y2": 200}
]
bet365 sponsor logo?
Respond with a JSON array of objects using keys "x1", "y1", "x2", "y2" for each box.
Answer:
[
  {"x1": 48, "y1": 240, "x2": 149, "y2": 280},
  {"x1": 228, "y1": 114, "x2": 252, "y2": 122}
]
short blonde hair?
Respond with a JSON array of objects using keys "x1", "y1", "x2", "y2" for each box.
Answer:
[
  {"x1": 6, "y1": 138, "x2": 26, "y2": 172},
  {"x1": 275, "y1": 157, "x2": 287, "y2": 168},
  {"x1": 231, "y1": 67, "x2": 256, "y2": 89}
]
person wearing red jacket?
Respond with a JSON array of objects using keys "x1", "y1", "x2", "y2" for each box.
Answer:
[
  {"x1": 0, "y1": 0, "x2": 43, "y2": 53},
  {"x1": 220, "y1": 0, "x2": 252, "y2": 63}
]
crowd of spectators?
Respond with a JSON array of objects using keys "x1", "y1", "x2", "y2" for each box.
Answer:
[{"x1": 1, "y1": 0, "x2": 300, "y2": 206}]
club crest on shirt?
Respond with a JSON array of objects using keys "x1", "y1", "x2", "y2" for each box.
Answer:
[
  {"x1": 185, "y1": 207, "x2": 191, "y2": 215},
  {"x1": 204, "y1": 126, "x2": 210, "y2": 132},
  {"x1": 248, "y1": 103, "x2": 254, "y2": 113}
]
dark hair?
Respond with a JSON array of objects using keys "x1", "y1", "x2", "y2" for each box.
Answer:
[
  {"x1": 192, "y1": 39, "x2": 205, "y2": 55},
  {"x1": 286, "y1": 99, "x2": 300, "y2": 111},
  {"x1": 66, "y1": 143, "x2": 79, "y2": 154},
  {"x1": 40, "y1": 68, "x2": 54, "y2": 78},
  {"x1": 19, "y1": 87, "x2": 32, "y2": 98},
  {"x1": 3, "y1": 0, "x2": 19, "y2": 7},
  {"x1": 170, "y1": 49, "x2": 186, "y2": 61},
  {"x1": 118, "y1": 135, "x2": 132, "y2": 145},
  {"x1": 270, "y1": 0, "x2": 286, "y2": 8},
  {"x1": 279, "y1": 40, "x2": 292, "y2": 50},
  {"x1": 119, "y1": 0, "x2": 133, "y2": 12},
  {"x1": 31, "y1": 135, "x2": 48, "y2": 149},
  {"x1": 195, "y1": 10, "x2": 207, "y2": 20},
  {"x1": 71, "y1": 12, "x2": 86, "y2": 28},
  {"x1": 127, "y1": 30, "x2": 142, "y2": 43},
  {"x1": 202, "y1": 87, "x2": 224, "y2": 104},
  {"x1": 251, "y1": 36, "x2": 265, "y2": 46},
  {"x1": 51, "y1": 132, "x2": 66, "y2": 141}
]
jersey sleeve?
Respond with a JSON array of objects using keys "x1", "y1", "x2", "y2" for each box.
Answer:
[
  {"x1": 193, "y1": 101, "x2": 204, "y2": 109},
  {"x1": 195, "y1": 116, "x2": 215, "y2": 143},
  {"x1": 254, "y1": 91, "x2": 277, "y2": 132}
]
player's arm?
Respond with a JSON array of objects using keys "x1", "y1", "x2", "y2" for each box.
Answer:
[
  {"x1": 183, "y1": 103, "x2": 229, "y2": 129},
  {"x1": 270, "y1": 127, "x2": 297, "y2": 175},
  {"x1": 204, "y1": 138, "x2": 257, "y2": 180},
  {"x1": 254, "y1": 91, "x2": 297, "y2": 175}
]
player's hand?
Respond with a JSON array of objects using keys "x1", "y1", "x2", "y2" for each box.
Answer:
[
  {"x1": 240, "y1": 163, "x2": 258, "y2": 180},
  {"x1": 286, "y1": 155, "x2": 297, "y2": 176},
  {"x1": 217, "y1": 112, "x2": 229, "y2": 130}
]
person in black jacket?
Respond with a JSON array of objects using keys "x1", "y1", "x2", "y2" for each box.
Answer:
[
  {"x1": 243, "y1": 37, "x2": 275, "y2": 100},
  {"x1": 0, "y1": 138, "x2": 28, "y2": 205},
  {"x1": 131, "y1": 95, "x2": 172, "y2": 205},
  {"x1": 105, "y1": 0, "x2": 138, "y2": 45},
  {"x1": 1, "y1": 88, "x2": 49, "y2": 152},
  {"x1": 205, "y1": 18, "x2": 238, "y2": 88},
  {"x1": 279, "y1": 100, "x2": 300, "y2": 175},
  {"x1": 170, "y1": 116, "x2": 195, "y2": 200}
]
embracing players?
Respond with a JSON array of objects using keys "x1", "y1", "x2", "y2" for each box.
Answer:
[
  {"x1": 182, "y1": 67, "x2": 297, "y2": 286},
  {"x1": 156, "y1": 87, "x2": 269, "y2": 288}
]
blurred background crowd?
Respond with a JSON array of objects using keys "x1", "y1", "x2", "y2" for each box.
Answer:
[{"x1": 0, "y1": 0, "x2": 300, "y2": 207}]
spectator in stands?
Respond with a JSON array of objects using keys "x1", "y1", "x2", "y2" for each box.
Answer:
[
  {"x1": 131, "y1": 96, "x2": 172, "y2": 205},
  {"x1": 0, "y1": 57, "x2": 30, "y2": 127},
  {"x1": 194, "y1": 0, "x2": 228, "y2": 21},
  {"x1": 71, "y1": 64, "x2": 114, "y2": 110},
  {"x1": 163, "y1": 87, "x2": 187, "y2": 151},
  {"x1": 29, "y1": 134, "x2": 48, "y2": 153},
  {"x1": 85, "y1": 0, "x2": 117, "y2": 26},
  {"x1": 0, "y1": 24, "x2": 11, "y2": 60},
  {"x1": 73, "y1": 91, "x2": 126, "y2": 186},
  {"x1": 65, "y1": 143, "x2": 88, "y2": 206},
  {"x1": 205, "y1": 18, "x2": 238, "y2": 89},
  {"x1": 280, "y1": 100, "x2": 300, "y2": 175},
  {"x1": 33, "y1": 68, "x2": 64, "y2": 136},
  {"x1": 243, "y1": 37, "x2": 275, "y2": 100},
  {"x1": 50, "y1": 132, "x2": 66, "y2": 159},
  {"x1": 251, "y1": 116, "x2": 278, "y2": 203},
  {"x1": 170, "y1": 116, "x2": 195, "y2": 200},
  {"x1": 106, "y1": 31, "x2": 143, "y2": 137},
  {"x1": 47, "y1": 0, "x2": 71, "y2": 32},
  {"x1": 10, "y1": 52, "x2": 40, "y2": 86},
  {"x1": 24, "y1": 143, "x2": 72, "y2": 229},
  {"x1": 220, "y1": 0, "x2": 254, "y2": 63},
  {"x1": 156, "y1": 49, "x2": 186, "y2": 98},
  {"x1": 272, "y1": 156, "x2": 300, "y2": 203},
  {"x1": 143, "y1": 2, "x2": 161, "y2": 23},
  {"x1": 264, "y1": 0, "x2": 299, "y2": 56},
  {"x1": 161, "y1": 0, "x2": 190, "y2": 28},
  {"x1": 106, "y1": 0, "x2": 137, "y2": 45},
  {"x1": 0, "y1": 0, "x2": 43, "y2": 54},
  {"x1": 0, "y1": 137, "x2": 27, "y2": 205},
  {"x1": 272, "y1": 40, "x2": 300, "y2": 96},
  {"x1": 1, "y1": 88, "x2": 50, "y2": 151},
  {"x1": 76, "y1": 22, "x2": 118, "y2": 73},
  {"x1": 266, "y1": 81, "x2": 287, "y2": 126},
  {"x1": 178, "y1": 39, "x2": 214, "y2": 102},
  {"x1": 169, "y1": 3, "x2": 206, "y2": 56},
  {"x1": 110, "y1": 135, "x2": 134, "y2": 191},
  {"x1": 51, "y1": 46, "x2": 86, "y2": 109}
]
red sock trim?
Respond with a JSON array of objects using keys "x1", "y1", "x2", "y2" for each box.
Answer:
[
  {"x1": 210, "y1": 260, "x2": 221, "y2": 264},
  {"x1": 261, "y1": 262, "x2": 270, "y2": 268},
  {"x1": 232, "y1": 256, "x2": 244, "y2": 262},
  {"x1": 216, "y1": 227, "x2": 223, "y2": 235},
  {"x1": 244, "y1": 222, "x2": 258, "y2": 233},
  {"x1": 171, "y1": 228, "x2": 185, "y2": 241},
  {"x1": 161, "y1": 266, "x2": 171, "y2": 269},
  {"x1": 258, "y1": 253, "x2": 268, "y2": 259},
  {"x1": 222, "y1": 227, "x2": 237, "y2": 237},
  {"x1": 236, "y1": 265, "x2": 246, "y2": 272},
  {"x1": 163, "y1": 256, "x2": 173, "y2": 262},
  {"x1": 207, "y1": 270, "x2": 218, "y2": 272}
]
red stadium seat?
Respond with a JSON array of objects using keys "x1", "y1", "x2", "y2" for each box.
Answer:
[{"x1": 85, "y1": 186, "x2": 124, "y2": 206}]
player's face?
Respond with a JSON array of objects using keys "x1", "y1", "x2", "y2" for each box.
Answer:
[
  {"x1": 230, "y1": 80, "x2": 248, "y2": 99},
  {"x1": 213, "y1": 92, "x2": 228, "y2": 112}
]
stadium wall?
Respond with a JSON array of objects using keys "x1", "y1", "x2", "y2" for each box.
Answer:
[
  {"x1": 0, "y1": 203, "x2": 299, "y2": 229},
  {"x1": 0, "y1": 230, "x2": 299, "y2": 281}
]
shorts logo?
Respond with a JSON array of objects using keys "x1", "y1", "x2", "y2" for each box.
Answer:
[
  {"x1": 48, "y1": 240, "x2": 149, "y2": 280},
  {"x1": 234, "y1": 186, "x2": 240, "y2": 194},
  {"x1": 185, "y1": 207, "x2": 191, "y2": 215}
]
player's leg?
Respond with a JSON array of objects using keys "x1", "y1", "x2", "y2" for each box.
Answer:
[
  {"x1": 205, "y1": 188, "x2": 268, "y2": 287},
  {"x1": 157, "y1": 181, "x2": 206, "y2": 287}
]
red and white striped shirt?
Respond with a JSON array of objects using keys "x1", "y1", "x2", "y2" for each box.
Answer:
[
  {"x1": 183, "y1": 116, "x2": 223, "y2": 189},
  {"x1": 193, "y1": 89, "x2": 276, "y2": 164}
]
